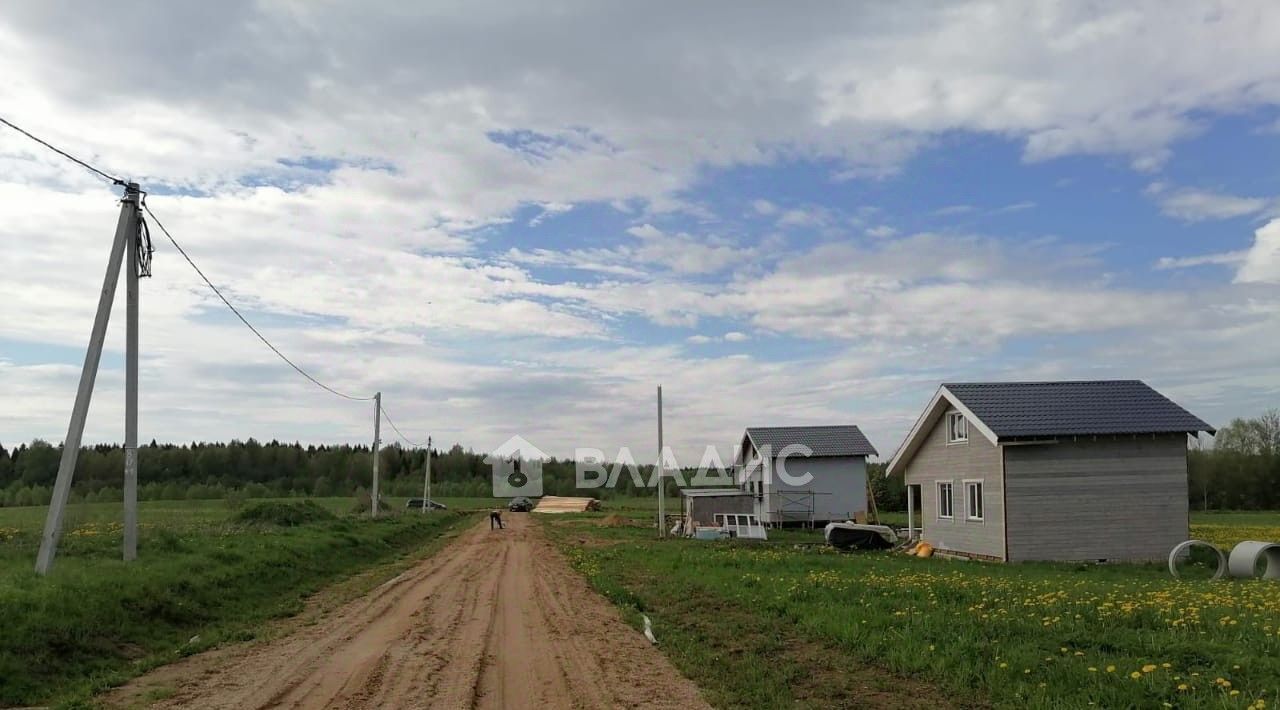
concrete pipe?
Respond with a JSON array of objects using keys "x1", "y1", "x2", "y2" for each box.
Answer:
[
  {"x1": 1168, "y1": 540, "x2": 1227, "y2": 580},
  {"x1": 1228, "y1": 541, "x2": 1280, "y2": 580}
]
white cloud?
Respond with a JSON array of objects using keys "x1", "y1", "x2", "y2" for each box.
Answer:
[
  {"x1": 1236, "y1": 219, "x2": 1280, "y2": 284},
  {"x1": 751, "y1": 199, "x2": 777, "y2": 216},
  {"x1": 716, "y1": 234, "x2": 1182, "y2": 343},
  {"x1": 866, "y1": 225, "x2": 898, "y2": 238},
  {"x1": 723, "y1": 332, "x2": 749, "y2": 342},
  {"x1": 991, "y1": 201, "x2": 1035, "y2": 215},
  {"x1": 1155, "y1": 251, "x2": 1248, "y2": 270},
  {"x1": 528, "y1": 201, "x2": 574, "y2": 226},
  {"x1": 1147, "y1": 183, "x2": 1273, "y2": 222}
]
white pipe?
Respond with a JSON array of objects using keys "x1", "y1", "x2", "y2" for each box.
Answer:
[
  {"x1": 1167, "y1": 540, "x2": 1226, "y2": 580},
  {"x1": 1228, "y1": 540, "x2": 1280, "y2": 580}
]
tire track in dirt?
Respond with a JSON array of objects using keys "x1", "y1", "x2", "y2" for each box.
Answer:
[{"x1": 115, "y1": 515, "x2": 710, "y2": 709}]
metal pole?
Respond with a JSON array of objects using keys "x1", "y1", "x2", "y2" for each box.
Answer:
[
  {"x1": 657, "y1": 385, "x2": 664, "y2": 538},
  {"x1": 421, "y1": 435, "x2": 432, "y2": 513},
  {"x1": 124, "y1": 184, "x2": 141, "y2": 561},
  {"x1": 371, "y1": 392, "x2": 381, "y2": 517},
  {"x1": 36, "y1": 185, "x2": 137, "y2": 575}
]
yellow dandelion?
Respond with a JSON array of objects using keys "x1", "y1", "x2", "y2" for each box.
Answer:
[
  {"x1": 1142, "y1": 664, "x2": 1158, "y2": 673},
  {"x1": 1130, "y1": 671, "x2": 1142, "y2": 679}
]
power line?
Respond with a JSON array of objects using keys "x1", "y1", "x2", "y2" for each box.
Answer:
[
  {"x1": 379, "y1": 403, "x2": 428, "y2": 448},
  {"x1": 2, "y1": 112, "x2": 381, "y2": 405},
  {"x1": 142, "y1": 202, "x2": 376, "y2": 402},
  {"x1": 0, "y1": 114, "x2": 126, "y2": 186}
]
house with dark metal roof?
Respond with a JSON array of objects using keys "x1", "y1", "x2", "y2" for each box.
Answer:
[
  {"x1": 735, "y1": 425, "x2": 879, "y2": 526},
  {"x1": 885, "y1": 380, "x2": 1214, "y2": 562}
]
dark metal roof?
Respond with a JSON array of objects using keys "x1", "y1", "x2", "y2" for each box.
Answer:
[
  {"x1": 745, "y1": 425, "x2": 879, "y2": 458},
  {"x1": 943, "y1": 380, "x2": 1214, "y2": 438}
]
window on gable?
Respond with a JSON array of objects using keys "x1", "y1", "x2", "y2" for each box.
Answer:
[
  {"x1": 947, "y1": 411, "x2": 968, "y2": 443},
  {"x1": 965, "y1": 480, "x2": 984, "y2": 521},
  {"x1": 937, "y1": 481, "x2": 954, "y2": 519}
]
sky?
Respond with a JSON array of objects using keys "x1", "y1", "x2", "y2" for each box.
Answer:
[{"x1": 2, "y1": 1, "x2": 1279, "y2": 463}]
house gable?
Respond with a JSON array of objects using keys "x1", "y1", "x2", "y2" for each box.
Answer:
[
  {"x1": 885, "y1": 386, "x2": 998, "y2": 477},
  {"x1": 899, "y1": 407, "x2": 1006, "y2": 559}
]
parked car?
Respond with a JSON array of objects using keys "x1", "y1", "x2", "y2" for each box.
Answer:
[
  {"x1": 405, "y1": 498, "x2": 448, "y2": 510},
  {"x1": 508, "y1": 496, "x2": 534, "y2": 512}
]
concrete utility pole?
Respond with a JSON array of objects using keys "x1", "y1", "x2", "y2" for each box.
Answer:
[
  {"x1": 36, "y1": 184, "x2": 141, "y2": 575},
  {"x1": 656, "y1": 385, "x2": 665, "y2": 538},
  {"x1": 421, "y1": 435, "x2": 432, "y2": 513},
  {"x1": 123, "y1": 185, "x2": 142, "y2": 562},
  {"x1": 371, "y1": 392, "x2": 382, "y2": 517}
]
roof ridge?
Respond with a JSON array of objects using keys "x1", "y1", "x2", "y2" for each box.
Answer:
[
  {"x1": 943, "y1": 379, "x2": 1145, "y2": 387},
  {"x1": 747, "y1": 424, "x2": 863, "y2": 429}
]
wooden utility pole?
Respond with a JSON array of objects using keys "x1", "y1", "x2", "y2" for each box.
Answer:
[
  {"x1": 37, "y1": 184, "x2": 141, "y2": 575},
  {"x1": 371, "y1": 392, "x2": 382, "y2": 517},
  {"x1": 421, "y1": 435, "x2": 432, "y2": 513},
  {"x1": 656, "y1": 385, "x2": 664, "y2": 538}
]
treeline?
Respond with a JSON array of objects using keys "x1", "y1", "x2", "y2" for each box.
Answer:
[
  {"x1": 0, "y1": 438, "x2": 662, "y2": 508},
  {"x1": 1188, "y1": 410, "x2": 1280, "y2": 510}
]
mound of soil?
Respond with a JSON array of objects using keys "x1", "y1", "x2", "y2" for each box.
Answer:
[{"x1": 234, "y1": 500, "x2": 336, "y2": 526}]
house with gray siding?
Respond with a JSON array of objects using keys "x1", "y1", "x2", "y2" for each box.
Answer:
[
  {"x1": 735, "y1": 425, "x2": 878, "y2": 526},
  {"x1": 885, "y1": 381, "x2": 1214, "y2": 562}
]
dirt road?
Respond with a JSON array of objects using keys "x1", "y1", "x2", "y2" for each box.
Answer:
[{"x1": 128, "y1": 515, "x2": 711, "y2": 709}]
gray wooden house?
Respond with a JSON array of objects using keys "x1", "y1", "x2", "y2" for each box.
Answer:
[
  {"x1": 736, "y1": 425, "x2": 879, "y2": 526},
  {"x1": 885, "y1": 381, "x2": 1213, "y2": 562}
]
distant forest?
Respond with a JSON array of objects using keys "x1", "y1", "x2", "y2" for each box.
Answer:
[
  {"x1": 1, "y1": 411, "x2": 1277, "y2": 509},
  {"x1": 0, "y1": 439, "x2": 663, "y2": 508}
]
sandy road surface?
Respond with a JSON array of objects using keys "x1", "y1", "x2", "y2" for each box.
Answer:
[{"x1": 138, "y1": 515, "x2": 711, "y2": 709}]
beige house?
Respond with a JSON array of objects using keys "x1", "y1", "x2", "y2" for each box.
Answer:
[{"x1": 886, "y1": 380, "x2": 1214, "y2": 562}]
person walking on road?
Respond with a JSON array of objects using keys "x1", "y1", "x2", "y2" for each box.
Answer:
[{"x1": 490, "y1": 508, "x2": 504, "y2": 530}]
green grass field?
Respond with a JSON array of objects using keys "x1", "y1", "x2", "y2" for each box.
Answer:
[
  {"x1": 0, "y1": 497, "x2": 482, "y2": 707},
  {"x1": 546, "y1": 511, "x2": 1280, "y2": 710}
]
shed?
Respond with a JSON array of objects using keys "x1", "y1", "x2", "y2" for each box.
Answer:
[
  {"x1": 885, "y1": 380, "x2": 1214, "y2": 562},
  {"x1": 680, "y1": 488, "x2": 753, "y2": 526}
]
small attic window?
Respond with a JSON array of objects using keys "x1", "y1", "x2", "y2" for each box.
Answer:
[{"x1": 947, "y1": 412, "x2": 968, "y2": 443}]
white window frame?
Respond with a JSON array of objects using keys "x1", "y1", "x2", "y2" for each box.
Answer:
[
  {"x1": 947, "y1": 411, "x2": 968, "y2": 444},
  {"x1": 936, "y1": 480, "x2": 954, "y2": 519},
  {"x1": 964, "y1": 479, "x2": 984, "y2": 522}
]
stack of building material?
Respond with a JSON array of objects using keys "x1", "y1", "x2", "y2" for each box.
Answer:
[{"x1": 531, "y1": 496, "x2": 602, "y2": 514}]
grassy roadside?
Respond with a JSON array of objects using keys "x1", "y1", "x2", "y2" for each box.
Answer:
[
  {"x1": 545, "y1": 512, "x2": 1280, "y2": 709},
  {"x1": 0, "y1": 502, "x2": 472, "y2": 707},
  {"x1": 542, "y1": 514, "x2": 972, "y2": 709}
]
